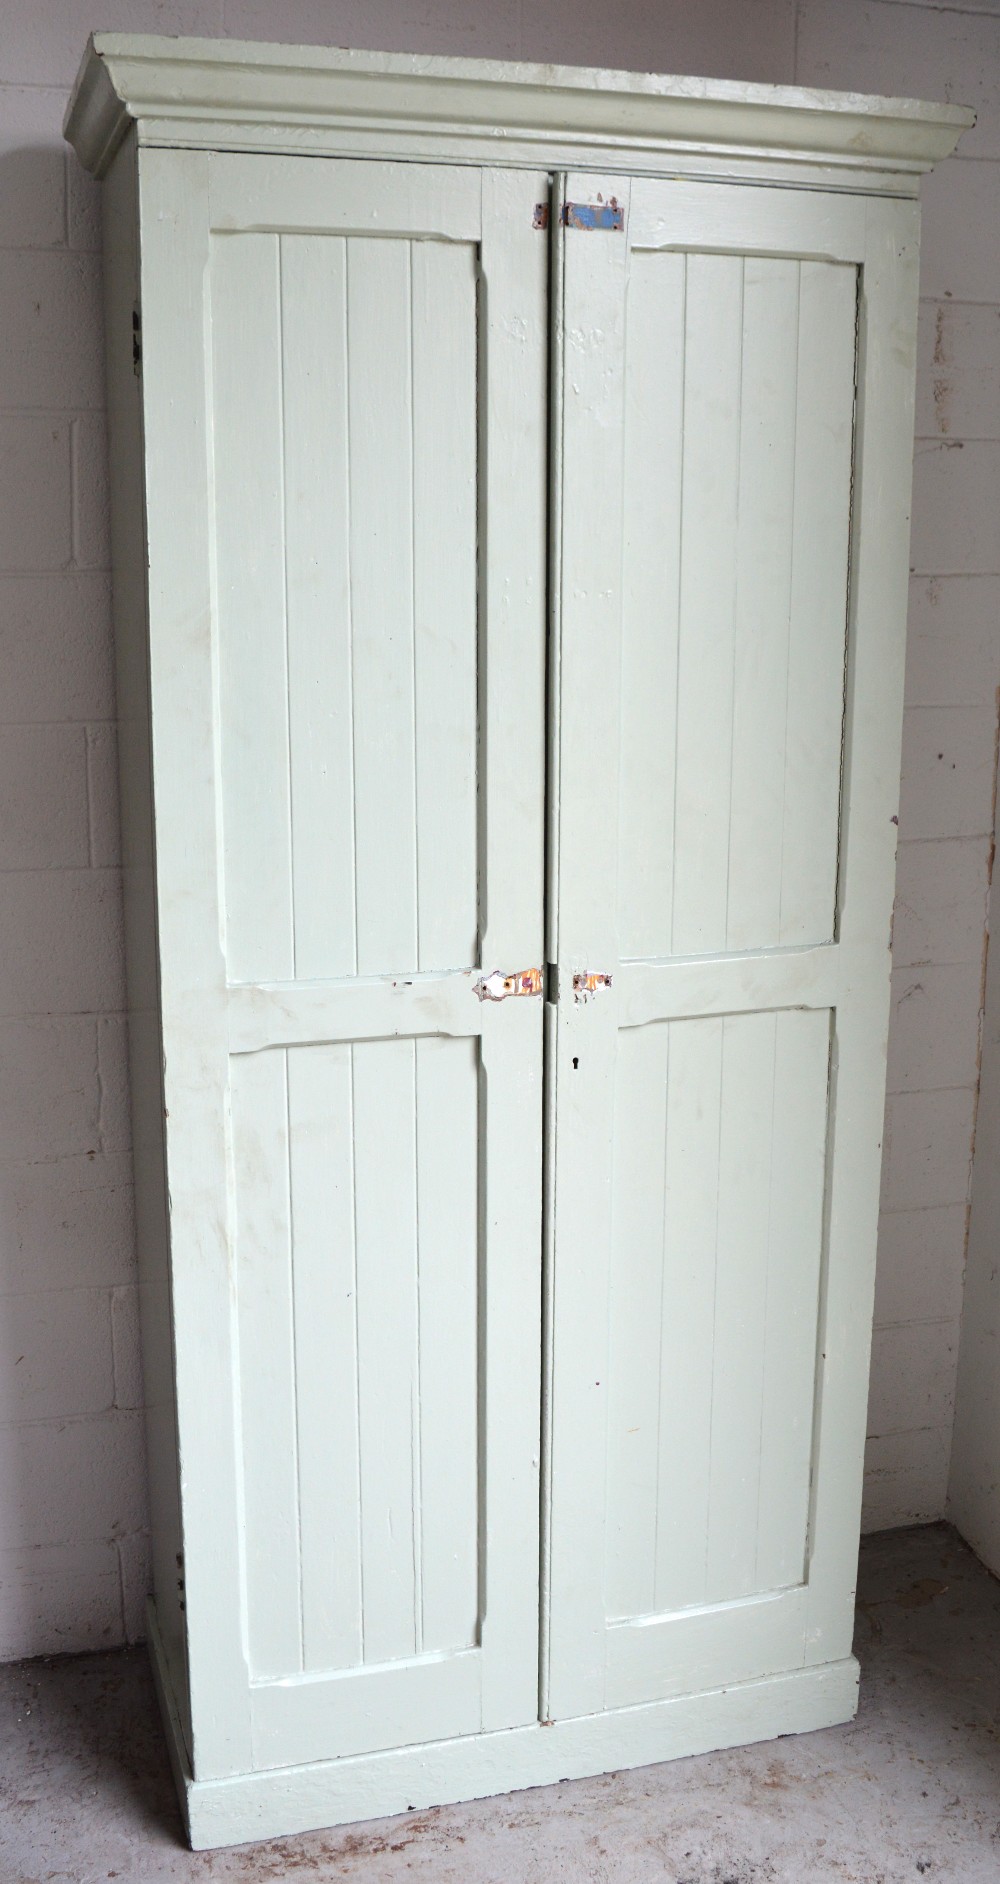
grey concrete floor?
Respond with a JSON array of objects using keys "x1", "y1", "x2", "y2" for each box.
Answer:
[{"x1": 2, "y1": 1524, "x2": 999, "y2": 1883}]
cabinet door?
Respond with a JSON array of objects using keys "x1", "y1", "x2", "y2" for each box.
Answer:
[
  {"x1": 138, "y1": 150, "x2": 547, "y2": 1776},
  {"x1": 545, "y1": 173, "x2": 918, "y2": 1719}
]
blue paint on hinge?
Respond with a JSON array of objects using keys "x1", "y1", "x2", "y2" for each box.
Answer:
[{"x1": 562, "y1": 200, "x2": 624, "y2": 231}]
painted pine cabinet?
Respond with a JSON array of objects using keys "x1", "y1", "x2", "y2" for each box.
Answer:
[{"x1": 65, "y1": 36, "x2": 970, "y2": 1849}]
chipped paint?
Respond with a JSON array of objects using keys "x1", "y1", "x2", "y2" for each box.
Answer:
[
  {"x1": 572, "y1": 971, "x2": 613, "y2": 1004},
  {"x1": 475, "y1": 967, "x2": 544, "y2": 1003}
]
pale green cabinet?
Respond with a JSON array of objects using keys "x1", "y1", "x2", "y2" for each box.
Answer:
[{"x1": 65, "y1": 35, "x2": 970, "y2": 1849}]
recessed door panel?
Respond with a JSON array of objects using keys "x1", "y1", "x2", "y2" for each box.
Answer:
[
  {"x1": 231, "y1": 1035, "x2": 481, "y2": 1684},
  {"x1": 618, "y1": 248, "x2": 857, "y2": 961},
  {"x1": 604, "y1": 1009, "x2": 830, "y2": 1627},
  {"x1": 212, "y1": 228, "x2": 480, "y2": 985}
]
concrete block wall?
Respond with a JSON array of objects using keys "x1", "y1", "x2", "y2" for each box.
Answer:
[
  {"x1": 791, "y1": 0, "x2": 1000, "y2": 1533},
  {"x1": 949, "y1": 849, "x2": 1000, "y2": 1576},
  {"x1": 0, "y1": 0, "x2": 994, "y2": 1656},
  {"x1": 0, "y1": 29, "x2": 145, "y2": 1653}
]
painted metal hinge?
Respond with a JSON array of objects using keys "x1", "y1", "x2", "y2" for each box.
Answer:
[
  {"x1": 572, "y1": 972, "x2": 613, "y2": 1003},
  {"x1": 561, "y1": 200, "x2": 624, "y2": 232},
  {"x1": 475, "y1": 967, "x2": 544, "y2": 1003}
]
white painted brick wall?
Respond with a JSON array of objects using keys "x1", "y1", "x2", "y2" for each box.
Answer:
[{"x1": 0, "y1": 0, "x2": 992, "y2": 1656}]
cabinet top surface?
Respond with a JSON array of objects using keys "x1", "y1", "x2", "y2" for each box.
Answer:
[{"x1": 64, "y1": 30, "x2": 973, "y2": 186}]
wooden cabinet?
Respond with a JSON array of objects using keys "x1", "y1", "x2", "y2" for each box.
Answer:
[{"x1": 65, "y1": 35, "x2": 970, "y2": 1849}]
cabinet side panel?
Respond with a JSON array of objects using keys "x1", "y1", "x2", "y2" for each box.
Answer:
[{"x1": 102, "y1": 132, "x2": 190, "y2": 1747}]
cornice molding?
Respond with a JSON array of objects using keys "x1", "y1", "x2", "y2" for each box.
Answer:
[{"x1": 63, "y1": 33, "x2": 974, "y2": 185}]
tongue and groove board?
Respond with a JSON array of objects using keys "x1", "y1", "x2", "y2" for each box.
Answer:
[
  {"x1": 616, "y1": 247, "x2": 858, "y2": 959},
  {"x1": 211, "y1": 226, "x2": 481, "y2": 984}
]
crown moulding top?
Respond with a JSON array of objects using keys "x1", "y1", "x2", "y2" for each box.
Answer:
[{"x1": 63, "y1": 32, "x2": 975, "y2": 187}]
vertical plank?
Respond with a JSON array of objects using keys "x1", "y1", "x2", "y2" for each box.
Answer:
[
  {"x1": 726, "y1": 260, "x2": 799, "y2": 951},
  {"x1": 671, "y1": 254, "x2": 743, "y2": 957},
  {"x1": 478, "y1": 168, "x2": 548, "y2": 980},
  {"x1": 545, "y1": 171, "x2": 631, "y2": 1722},
  {"x1": 140, "y1": 147, "x2": 255, "y2": 1777},
  {"x1": 411, "y1": 241, "x2": 479, "y2": 973},
  {"x1": 756, "y1": 1011, "x2": 830, "y2": 1592},
  {"x1": 280, "y1": 236, "x2": 356, "y2": 981},
  {"x1": 231, "y1": 1049, "x2": 301, "y2": 1677},
  {"x1": 212, "y1": 232, "x2": 294, "y2": 983},
  {"x1": 477, "y1": 166, "x2": 548, "y2": 1732},
  {"x1": 654, "y1": 1018, "x2": 723, "y2": 1612},
  {"x1": 352, "y1": 1037, "x2": 419, "y2": 1663},
  {"x1": 287, "y1": 1044, "x2": 363, "y2": 1673},
  {"x1": 781, "y1": 261, "x2": 857, "y2": 946},
  {"x1": 617, "y1": 252, "x2": 685, "y2": 962},
  {"x1": 804, "y1": 200, "x2": 919, "y2": 1668},
  {"x1": 545, "y1": 170, "x2": 630, "y2": 970},
  {"x1": 414, "y1": 1036, "x2": 480, "y2": 1653},
  {"x1": 605, "y1": 1023, "x2": 669, "y2": 1621},
  {"x1": 705, "y1": 1014, "x2": 775, "y2": 1604},
  {"x1": 347, "y1": 239, "x2": 418, "y2": 977}
]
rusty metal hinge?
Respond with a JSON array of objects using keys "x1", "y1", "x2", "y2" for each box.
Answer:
[
  {"x1": 533, "y1": 202, "x2": 549, "y2": 230},
  {"x1": 561, "y1": 200, "x2": 624, "y2": 232},
  {"x1": 572, "y1": 972, "x2": 613, "y2": 1004},
  {"x1": 474, "y1": 967, "x2": 544, "y2": 1003}
]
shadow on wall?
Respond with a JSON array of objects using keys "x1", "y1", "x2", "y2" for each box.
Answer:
[{"x1": 0, "y1": 140, "x2": 149, "y2": 1660}]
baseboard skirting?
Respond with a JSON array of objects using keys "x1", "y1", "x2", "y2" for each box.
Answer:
[{"x1": 146, "y1": 1606, "x2": 859, "y2": 1852}]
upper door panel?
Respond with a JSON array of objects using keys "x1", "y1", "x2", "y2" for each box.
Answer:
[
  {"x1": 618, "y1": 242, "x2": 857, "y2": 962},
  {"x1": 211, "y1": 208, "x2": 480, "y2": 985}
]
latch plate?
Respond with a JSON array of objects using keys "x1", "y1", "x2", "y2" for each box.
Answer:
[
  {"x1": 561, "y1": 200, "x2": 624, "y2": 231},
  {"x1": 475, "y1": 967, "x2": 544, "y2": 1003}
]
